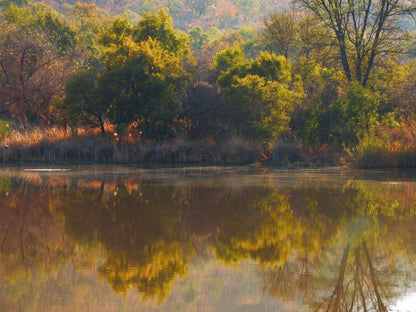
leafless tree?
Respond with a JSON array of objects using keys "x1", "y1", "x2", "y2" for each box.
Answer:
[
  {"x1": 295, "y1": 0, "x2": 416, "y2": 86},
  {"x1": 262, "y1": 11, "x2": 298, "y2": 60}
]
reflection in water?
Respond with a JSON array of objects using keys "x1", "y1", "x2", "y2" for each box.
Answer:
[{"x1": 0, "y1": 169, "x2": 416, "y2": 311}]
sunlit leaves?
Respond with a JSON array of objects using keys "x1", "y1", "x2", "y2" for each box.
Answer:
[{"x1": 215, "y1": 50, "x2": 304, "y2": 143}]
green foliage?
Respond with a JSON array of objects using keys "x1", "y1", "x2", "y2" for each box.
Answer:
[
  {"x1": 134, "y1": 8, "x2": 190, "y2": 58},
  {"x1": 189, "y1": 26, "x2": 209, "y2": 51},
  {"x1": 231, "y1": 0, "x2": 258, "y2": 13},
  {"x1": 373, "y1": 60, "x2": 416, "y2": 120},
  {"x1": 35, "y1": 10, "x2": 76, "y2": 52},
  {"x1": 1, "y1": 0, "x2": 415, "y2": 162},
  {"x1": 100, "y1": 8, "x2": 191, "y2": 65},
  {"x1": 183, "y1": 82, "x2": 224, "y2": 138},
  {"x1": 62, "y1": 68, "x2": 108, "y2": 134},
  {"x1": 59, "y1": 8, "x2": 192, "y2": 139},
  {"x1": 215, "y1": 50, "x2": 304, "y2": 143},
  {"x1": 68, "y1": 3, "x2": 110, "y2": 60},
  {"x1": 211, "y1": 45, "x2": 247, "y2": 73},
  {"x1": 250, "y1": 52, "x2": 291, "y2": 82},
  {"x1": 99, "y1": 16, "x2": 134, "y2": 47},
  {"x1": 0, "y1": 2, "x2": 76, "y2": 126},
  {"x1": 301, "y1": 82, "x2": 380, "y2": 145},
  {"x1": 224, "y1": 75, "x2": 295, "y2": 142},
  {"x1": 2, "y1": 3, "x2": 32, "y2": 23},
  {"x1": 2, "y1": 3, "x2": 76, "y2": 53},
  {"x1": 0, "y1": 119, "x2": 11, "y2": 140},
  {"x1": 102, "y1": 38, "x2": 189, "y2": 138},
  {"x1": 296, "y1": 63, "x2": 345, "y2": 108}
]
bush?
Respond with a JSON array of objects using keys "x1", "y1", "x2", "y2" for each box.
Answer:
[
  {"x1": 350, "y1": 122, "x2": 416, "y2": 168},
  {"x1": 301, "y1": 82, "x2": 380, "y2": 146},
  {"x1": 0, "y1": 119, "x2": 11, "y2": 140}
]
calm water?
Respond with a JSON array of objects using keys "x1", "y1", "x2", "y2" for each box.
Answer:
[{"x1": 1, "y1": 166, "x2": 416, "y2": 312}]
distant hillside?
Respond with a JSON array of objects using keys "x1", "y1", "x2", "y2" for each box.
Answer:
[{"x1": 38, "y1": 0, "x2": 292, "y2": 30}]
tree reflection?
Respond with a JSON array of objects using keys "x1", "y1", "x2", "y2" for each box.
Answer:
[
  {"x1": 214, "y1": 192, "x2": 305, "y2": 268},
  {"x1": 56, "y1": 177, "x2": 416, "y2": 308},
  {"x1": 1, "y1": 172, "x2": 416, "y2": 310},
  {"x1": 58, "y1": 179, "x2": 280, "y2": 303},
  {"x1": 310, "y1": 240, "x2": 389, "y2": 312},
  {"x1": 259, "y1": 182, "x2": 416, "y2": 312},
  {"x1": 0, "y1": 177, "x2": 70, "y2": 271}
]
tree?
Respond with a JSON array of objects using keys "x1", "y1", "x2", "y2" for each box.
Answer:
[
  {"x1": 216, "y1": 51, "x2": 304, "y2": 143},
  {"x1": 223, "y1": 75, "x2": 298, "y2": 143},
  {"x1": 185, "y1": 0, "x2": 217, "y2": 17},
  {"x1": 262, "y1": 11, "x2": 336, "y2": 64},
  {"x1": 134, "y1": 8, "x2": 191, "y2": 59},
  {"x1": 300, "y1": 81, "x2": 380, "y2": 145},
  {"x1": 0, "y1": 3, "x2": 76, "y2": 127},
  {"x1": 232, "y1": 0, "x2": 259, "y2": 14},
  {"x1": 211, "y1": 44, "x2": 247, "y2": 74},
  {"x1": 0, "y1": 23, "x2": 73, "y2": 126},
  {"x1": 90, "y1": 8, "x2": 192, "y2": 139},
  {"x1": 189, "y1": 26, "x2": 209, "y2": 52},
  {"x1": 62, "y1": 68, "x2": 108, "y2": 134},
  {"x1": 296, "y1": 0, "x2": 416, "y2": 86},
  {"x1": 296, "y1": 14, "x2": 335, "y2": 63},
  {"x1": 374, "y1": 60, "x2": 416, "y2": 119},
  {"x1": 68, "y1": 3, "x2": 110, "y2": 63},
  {"x1": 183, "y1": 81, "x2": 224, "y2": 138},
  {"x1": 101, "y1": 38, "x2": 188, "y2": 139},
  {"x1": 291, "y1": 63, "x2": 346, "y2": 138},
  {"x1": 261, "y1": 11, "x2": 298, "y2": 59},
  {"x1": 3, "y1": 3, "x2": 77, "y2": 54}
]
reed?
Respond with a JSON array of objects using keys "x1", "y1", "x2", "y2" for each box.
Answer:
[
  {"x1": 350, "y1": 122, "x2": 416, "y2": 168},
  {"x1": 0, "y1": 127, "x2": 347, "y2": 165},
  {"x1": 0, "y1": 128, "x2": 263, "y2": 164}
]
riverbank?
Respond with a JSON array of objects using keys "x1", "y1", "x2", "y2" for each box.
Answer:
[
  {"x1": 0, "y1": 128, "x2": 342, "y2": 166},
  {"x1": 3, "y1": 126, "x2": 416, "y2": 168},
  {"x1": 346, "y1": 123, "x2": 416, "y2": 169}
]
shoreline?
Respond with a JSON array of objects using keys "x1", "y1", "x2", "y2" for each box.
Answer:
[{"x1": 2, "y1": 130, "x2": 415, "y2": 169}]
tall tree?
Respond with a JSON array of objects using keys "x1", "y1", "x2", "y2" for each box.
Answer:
[
  {"x1": 84, "y1": 8, "x2": 192, "y2": 139},
  {"x1": 215, "y1": 51, "x2": 304, "y2": 143},
  {"x1": 62, "y1": 67, "x2": 108, "y2": 135},
  {"x1": 296, "y1": 0, "x2": 416, "y2": 86},
  {"x1": 0, "y1": 24, "x2": 73, "y2": 126},
  {"x1": 134, "y1": 8, "x2": 191, "y2": 59},
  {"x1": 261, "y1": 11, "x2": 298, "y2": 59},
  {"x1": 101, "y1": 38, "x2": 188, "y2": 139},
  {"x1": 0, "y1": 3, "x2": 76, "y2": 127}
]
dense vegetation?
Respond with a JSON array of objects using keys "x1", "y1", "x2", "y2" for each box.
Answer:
[
  {"x1": 32, "y1": 0, "x2": 293, "y2": 30},
  {"x1": 1, "y1": 0, "x2": 416, "y2": 166}
]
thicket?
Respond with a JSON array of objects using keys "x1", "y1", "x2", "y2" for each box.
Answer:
[{"x1": 1, "y1": 0, "x2": 416, "y2": 166}]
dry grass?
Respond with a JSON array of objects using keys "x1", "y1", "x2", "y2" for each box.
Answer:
[
  {"x1": 349, "y1": 122, "x2": 416, "y2": 168},
  {"x1": 4, "y1": 127, "x2": 68, "y2": 146},
  {"x1": 0, "y1": 126, "x2": 343, "y2": 165},
  {"x1": 0, "y1": 128, "x2": 263, "y2": 164}
]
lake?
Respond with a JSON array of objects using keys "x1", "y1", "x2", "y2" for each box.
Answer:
[{"x1": 1, "y1": 166, "x2": 416, "y2": 312}]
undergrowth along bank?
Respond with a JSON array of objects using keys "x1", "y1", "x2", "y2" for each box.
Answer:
[
  {"x1": 348, "y1": 122, "x2": 416, "y2": 169},
  {"x1": 0, "y1": 128, "x2": 340, "y2": 165}
]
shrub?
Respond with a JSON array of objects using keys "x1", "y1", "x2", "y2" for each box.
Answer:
[
  {"x1": 0, "y1": 120, "x2": 11, "y2": 140},
  {"x1": 350, "y1": 122, "x2": 416, "y2": 168}
]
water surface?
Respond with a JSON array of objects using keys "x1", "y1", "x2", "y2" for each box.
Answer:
[{"x1": 1, "y1": 166, "x2": 416, "y2": 311}]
